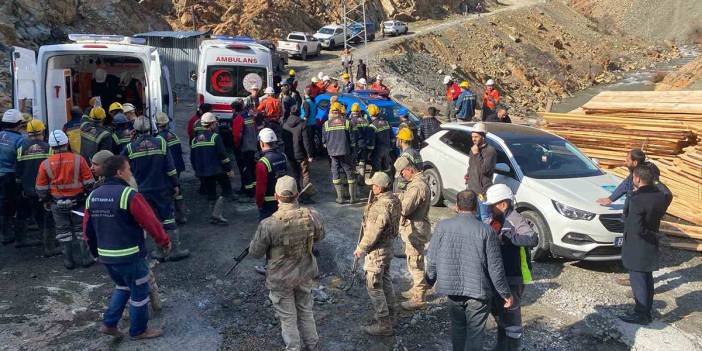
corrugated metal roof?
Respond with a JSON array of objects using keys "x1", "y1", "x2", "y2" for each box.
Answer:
[{"x1": 134, "y1": 30, "x2": 209, "y2": 39}]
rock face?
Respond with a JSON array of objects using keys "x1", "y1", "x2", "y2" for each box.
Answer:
[{"x1": 657, "y1": 55, "x2": 702, "y2": 91}]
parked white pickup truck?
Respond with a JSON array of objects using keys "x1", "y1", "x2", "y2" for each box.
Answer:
[{"x1": 277, "y1": 32, "x2": 322, "y2": 60}]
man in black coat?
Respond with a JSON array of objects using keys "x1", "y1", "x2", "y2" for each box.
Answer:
[
  {"x1": 282, "y1": 105, "x2": 316, "y2": 202},
  {"x1": 620, "y1": 164, "x2": 672, "y2": 325}
]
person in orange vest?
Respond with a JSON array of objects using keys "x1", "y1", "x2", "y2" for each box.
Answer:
[
  {"x1": 257, "y1": 87, "x2": 283, "y2": 122},
  {"x1": 370, "y1": 75, "x2": 390, "y2": 94},
  {"x1": 443, "y1": 76, "x2": 461, "y2": 122},
  {"x1": 326, "y1": 78, "x2": 340, "y2": 94},
  {"x1": 481, "y1": 79, "x2": 501, "y2": 121},
  {"x1": 36, "y1": 130, "x2": 96, "y2": 269}
]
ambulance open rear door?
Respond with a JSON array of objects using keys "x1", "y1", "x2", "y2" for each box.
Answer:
[{"x1": 11, "y1": 47, "x2": 40, "y2": 121}]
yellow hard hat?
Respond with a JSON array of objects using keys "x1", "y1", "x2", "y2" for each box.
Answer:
[
  {"x1": 351, "y1": 103, "x2": 361, "y2": 113},
  {"x1": 108, "y1": 102, "x2": 123, "y2": 113},
  {"x1": 341, "y1": 73, "x2": 350, "y2": 79},
  {"x1": 289, "y1": 69, "x2": 296, "y2": 77},
  {"x1": 367, "y1": 104, "x2": 380, "y2": 117},
  {"x1": 396, "y1": 127, "x2": 414, "y2": 141},
  {"x1": 459, "y1": 80, "x2": 470, "y2": 89},
  {"x1": 89, "y1": 107, "x2": 107, "y2": 120},
  {"x1": 330, "y1": 102, "x2": 343, "y2": 113},
  {"x1": 26, "y1": 119, "x2": 45, "y2": 133}
]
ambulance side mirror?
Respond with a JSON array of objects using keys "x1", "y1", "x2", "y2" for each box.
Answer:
[{"x1": 190, "y1": 71, "x2": 197, "y2": 82}]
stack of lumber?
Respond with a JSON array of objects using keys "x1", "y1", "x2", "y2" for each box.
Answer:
[{"x1": 542, "y1": 91, "x2": 702, "y2": 251}]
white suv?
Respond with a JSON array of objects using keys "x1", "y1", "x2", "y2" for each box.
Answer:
[
  {"x1": 313, "y1": 25, "x2": 348, "y2": 49},
  {"x1": 420, "y1": 122, "x2": 626, "y2": 261},
  {"x1": 383, "y1": 21, "x2": 408, "y2": 36}
]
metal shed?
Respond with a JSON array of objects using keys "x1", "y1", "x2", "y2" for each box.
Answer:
[{"x1": 134, "y1": 30, "x2": 210, "y2": 88}]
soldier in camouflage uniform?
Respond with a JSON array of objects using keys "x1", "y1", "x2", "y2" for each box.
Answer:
[
  {"x1": 393, "y1": 156, "x2": 432, "y2": 311},
  {"x1": 249, "y1": 176, "x2": 326, "y2": 351},
  {"x1": 354, "y1": 172, "x2": 401, "y2": 336}
]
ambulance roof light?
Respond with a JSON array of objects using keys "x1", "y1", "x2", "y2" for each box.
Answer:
[
  {"x1": 68, "y1": 34, "x2": 146, "y2": 45},
  {"x1": 212, "y1": 35, "x2": 256, "y2": 42}
]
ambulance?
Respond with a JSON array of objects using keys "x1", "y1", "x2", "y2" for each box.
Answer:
[
  {"x1": 11, "y1": 34, "x2": 173, "y2": 132},
  {"x1": 195, "y1": 36, "x2": 274, "y2": 120}
]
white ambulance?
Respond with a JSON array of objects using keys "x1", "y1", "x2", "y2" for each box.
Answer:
[
  {"x1": 195, "y1": 36, "x2": 274, "y2": 120},
  {"x1": 11, "y1": 34, "x2": 173, "y2": 131}
]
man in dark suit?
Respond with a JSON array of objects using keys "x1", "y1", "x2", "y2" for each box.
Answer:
[{"x1": 620, "y1": 164, "x2": 672, "y2": 325}]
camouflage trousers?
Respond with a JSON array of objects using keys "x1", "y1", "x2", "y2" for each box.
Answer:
[
  {"x1": 269, "y1": 281, "x2": 319, "y2": 351},
  {"x1": 365, "y1": 250, "x2": 396, "y2": 320},
  {"x1": 401, "y1": 228, "x2": 430, "y2": 297}
]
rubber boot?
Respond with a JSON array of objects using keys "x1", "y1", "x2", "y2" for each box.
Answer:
[
  {"x1": 14, "y1": 220, "x2": 41, "y2": 248},
  {"x1": 42, "y1": 226, "x2": 61, "y2": 257},
  {"x1": 61, "y1": 241, "x2": 76, "y2": 270},
  {"x1": 1, "y1": 216, "x2": 15, "y2": 245},
  {"x1": 166, "y1": 229, "x2": 190, "y2": 261},
  {"x1": 492, "y1": 328, "x2": 507, "y2": 351},
  {"x1": 174, "y1": 196, "x2": 188, "y2": 224},
  {"x1": 210, "y1": 196, "x2": 228, "y2": 225},
  {"x1": 148, "y1": 270, "x2": 162, "y2": 312},
  {"x1": 75, "y1": 238, "x2": 95, "y2": 268},
  {"x1": 348, "y1": 182, "x2": 358, "y2": 204},
  {"x1": 362, "y1": 317, "x2": 394, "y2": 336},
  {"x1": 334, "y1": 184, "x2": 346, "y2": 204},
  {"x1": 505, "y1": 336, "x2": 520, "y2": 351}
]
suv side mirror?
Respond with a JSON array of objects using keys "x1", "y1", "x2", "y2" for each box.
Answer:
[
  {"x1": 495, "y1": 162, "x2": 510, "y2": 174},
  {"x1": 190, "y1": 71, "x2": 197, "y2": 82}
]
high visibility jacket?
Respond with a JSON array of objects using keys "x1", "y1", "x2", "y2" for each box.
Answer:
[
  {"x1": 257, "y1": 96, "x2": 282, "y2": 121},
  {"x1": 255, "y1": 150, "x2": 287, "y2": 208},
  {"x1": 488, "y1": 208, "x2": 538, "y2": 284},
  {"x1": 158, "y1": 129, "x2": 186, "y2": 174},
  {"x1": 36, "y1": 151, "x2": 95, "y2": 200},
  {"x1": 446, "y1": 83, "x2": 461, "y2": 102},
  {"x1": 350, "y1": 114, "x2": 371, "y2": 150},
  {"x1": 0, "y1": 130, "x2": 24, "y2": 174},
  {"x1": 84, "y1": 178, "x2": 170, "y2": 264},
  {"x1": 190, "y1": 130, "x2": 231, "y2": 177},
  {"x1": 370, "y1": 82, "x2": 389, "y2": 93},
  {"x1": 112, "y1": 126, "x2": 134, "y2": 154},
  {"x1": 323, "y1": 117, "x2": 351, "y2": 157},
  {"x1": 482, "y1": 89, "x2": 500, "y2": 110},
  {"x1": 368, "y1": 118, "x2": 392, "y2": 150},
  {"x1": 80, "y1": 120, "x2": 114, "y2": 162},
  {"x1": 16, "y1": 138, "x2": 51, "y2": 196},
  {"x1": 123, "y1": 135, "x2": 178, "y2": 193}
]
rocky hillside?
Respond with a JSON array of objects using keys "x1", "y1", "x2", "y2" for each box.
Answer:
[
  {"x1": 375, "y1": 1, "x2": 682, "y2": 117},
  {"x1": 657, "y1": 55, "x2": 702, "y2": 91}
]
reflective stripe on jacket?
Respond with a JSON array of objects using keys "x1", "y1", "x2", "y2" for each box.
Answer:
[{"x1": 36, "y1": 152, "x2": 94, "y2": 199}]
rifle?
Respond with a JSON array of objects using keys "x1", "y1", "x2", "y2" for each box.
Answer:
[
  {"x1": 224, "y1": 183, "x2": 313, "y2": 277},
  {"x1": 343, "y1": 189, "x2": 374, "y2": 291}
]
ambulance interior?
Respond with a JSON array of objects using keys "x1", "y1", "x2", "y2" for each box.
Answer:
[{"x1": 45, "y1": 54, "x2": 146, "y2": 127}]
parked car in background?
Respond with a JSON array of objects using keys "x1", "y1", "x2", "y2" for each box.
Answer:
[
  {"x1": 313, "y1": 25, "x2": 349, "y2": 49},
  {"x1": 383, "y1": 20, "x2": 408, "y2": 36},
  {"x1": 277, "y1": 32, "x2": 322, "y2": 61},
  {"x1": 348, "y1": 22, "x2": 377, "y2": 42},
  {"x1": 420, "y1": 122, "x2": 627, "y2": 262}
]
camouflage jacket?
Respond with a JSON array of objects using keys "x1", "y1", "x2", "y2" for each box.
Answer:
[
  {"x1": 357, "y1": 191, "x2": 401, "y2": 271},
  {"x1": 398, "y1": 172, "x2": 431, "y2": 238}
]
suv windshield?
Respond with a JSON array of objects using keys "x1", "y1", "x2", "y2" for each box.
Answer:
[
  {"x1": 508, "y1": 139, "x2": 603, "y2": 179},
  {"x1": 206, "y1": 65, "x2": 268, "y2": 98},
  {"x1": 318, "y1": 28, "x2": 335, "y2": 35}
]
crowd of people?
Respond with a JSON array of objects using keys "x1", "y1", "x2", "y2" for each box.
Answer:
[{"x1": 0, "y1": 64, "x2": 674, "y2": 349}]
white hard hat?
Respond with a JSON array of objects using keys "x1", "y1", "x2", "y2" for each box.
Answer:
[
  {"x1": 258, "y1": 128, "x2": 277, "y2": 143},
  {"x1": 48, "y1": 130, "x2": 69, "y2": 147},
  {"x1": 486, "y1": 79, "x2": 495, "y2": 86},
  {"x1": 94, "y1": 68, "x2": 107, "y2": 83},
  {"x1": 443, "y1": 75, "x2": 452, "y2": 85},
  {"x1": 357, "y1": 78, "x2": 367, "y2": 85},
  {"x1": 317, "y1": 72, "x2": 324, "y2": 80},
  {"x1": 201, "y1": 112, "x2": 217, "y2": 124},
  {"x1": 472, "y1": 122, "x2": 487, "y2": 134},
  {"x1": 2, "y1": 109, "x2": 23, "y2": 123},
  {"x1": 376, "y1": 74, "x2": 383, "y2": 80},
  {"x1": 322, "y1": 75, "x2": 330, "y2": 82},
  {"x1": 122, "y1": 103, "x2": 136, "y2": 113},
  {"x1": 264, "y1": 87, "x2": 275, "y2": 95},
  {"x1": 155, "y1": 111, "x2": 170, "y2": 126},
  {"x1": 133, "y1": 116, "x2": 152, "y2": 132},
  {"x1": 485, "y1": 184, "x2": 514, "y2": 205},
  {"x1": 311, "y1": 77, "x2": 319, "y2": 83}
]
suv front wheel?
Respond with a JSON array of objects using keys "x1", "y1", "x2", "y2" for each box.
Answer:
[
  {"x1": 424, "y1": 168, "x2": 444, "y2": 207},
  {"x1": 521, "y1": 209, "x2": 552, "y2": 261}
]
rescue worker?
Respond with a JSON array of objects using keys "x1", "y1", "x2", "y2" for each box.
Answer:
[
  {"x1": 0, "y1": 109, "x2": 25, "y2": 245},
  {"x1": 395, "y1": 128, "x2": 422, "y2": 192},
  {"x1": 285, "y1": 69, "x2": 298, "y2": 91},
  {"x1": 349, "y1": 103, "x2": 371, "y2": 183},
  {"x1": 308, "y1": 77, "x2": 322, "y2": 99},
  {"x1": 190, "y1": 113, "x2": 233, "y2": 225},
  {"x1": 255, "y1": 128, "x2": 288, "y2": 220},
  {"x1": 356, "y1": 78, "x2": 368, "y2": 91},
  {"x1": 122, "y1": 103, "x2": 137, "y2": 122},
  {"x1": 393, "y1": 156, "x2": 432, "y2": 310},
  {"x1": 83, "y1": 155, "x2": 170, "y2": 340},
  {"x1": 107, "y1": 102, "x2": 123, "y2": 127},
  {"x1": 36, "y1": 130, "x2": 96, "y2": 269},
  {"x1": 80, "y1": 106, "x2": 114, "y2": 163},
  {"x1": 482, "y1": 79, "x2": 501, "y2": 120},
  {"x1": 111, "y1": 113, "x2": 133, "y2": 154},
  {"x1": 398, "y1": 111, "x2": 420, "y2": 150},
  {"x1": 341, "y1": 73, "x2": 354, "y2": 93},
  {"x1": 484, "y1": 184, "x2": 538, "y2": 351},
  {"x1": 156, "y1": 112, "x2": 188, "y2": 223},
  {"x1": 232, "y1": 100, "x2": 258, "y2": 200},
  {"x1": 124, "y1": 116, "x2": 189, "y2": 261},
  {"x1": 257, "y1": 87, "x2": 283, "y2": 122},
  {"x1": 370, "y1": 75, "x2": 389, "y2": 94},
  {"x1": 325, "y1": 78, "x2": 340, "y2": 94},
  {"x1": 353, "y1": 172, "x2": 401, "y2": 336},
  {"x1": 323, "y1": 103, "x2": 357, "y2": 204},
  {"x1": 455, "y1": 81, "x2": 477, "y2": 121},
  {"x1": 63, "y1": 106, "x2": 84, "y2": 153},
  {"x1": 367, "y1": 104, "x2": 394, "y2": 176},
  {"x1": 187, "y1": 103, "x2": 212, "y2": 142},
  {"x1": 248, "y1": 175, "x2": 325, "y2": 351},
  {"x1": 444, "y1": 76, "x2": 461, "y2": 122},
  {"x1": 15, "y1": 119, "x2": 49, "y2": 250}
]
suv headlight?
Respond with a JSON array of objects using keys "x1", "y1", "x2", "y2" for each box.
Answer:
[{"x1": 552, "y1": 200, "x2": 595, "y2": 221}]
